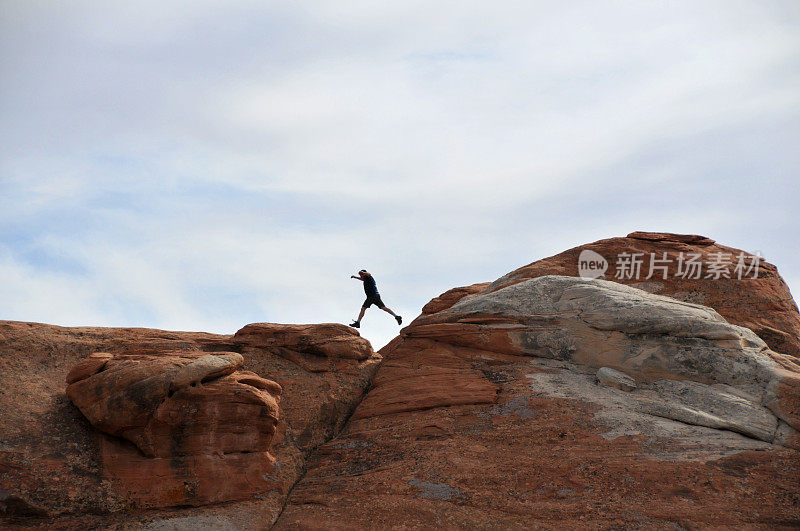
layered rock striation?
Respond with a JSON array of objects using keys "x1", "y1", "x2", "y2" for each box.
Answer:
[
  {"x1": 65, "y1": 350, "x2": 283, "y2": 507},
  {"x1": 0, "y1": 321, "x2": 379, "y2": 527},
  {"x1": 423, "y1": 232, "x2": 800, "y2": 357},
  {"x1": 2, "y1": 232, "x2": 799, "y2": 529},
  {"x1": 275, "y1": 233, "x2": 800, "y2": 529},
  {"x1": 403, "y1": 276, "x2": 800, "y2": 447}
]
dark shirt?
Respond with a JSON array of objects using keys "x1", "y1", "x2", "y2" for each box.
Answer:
[{"x1": 363, "y1": 275, "x2": 379, "y2": 297}]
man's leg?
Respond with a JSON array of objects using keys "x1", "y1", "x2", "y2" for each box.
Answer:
[
  {"x1": 380, "y1": 306, "x2": 398, "y2": 317},
  {"x1": 350, "y1": 306, "x2": 367, "y2": 328},
  {"x1": 380, "y1": 306, "x2": 403, "y2": 325}
]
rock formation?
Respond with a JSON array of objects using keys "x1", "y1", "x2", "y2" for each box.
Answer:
[
  {"x1": 421, "y1": 232, "x2": 800, "y2": 357},
  {"x1": 275, "y1": 275, "x2": 800, "y2": 528},
  {"x1": 405, "y1": 276, "x2": 800, "y2": 446},
  {"x1": 65, "y1": 350, "x2": 282, "y2": 507},
  {"x1": 0, "y1": 321, "x2": 379, "y2": 526},
  {"x1": 2, "y1": 232, "x2": 799, "y2": 528}
]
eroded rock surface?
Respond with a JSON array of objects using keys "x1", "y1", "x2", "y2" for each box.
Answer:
[
  {"x1": 417, "y1": 233, "x2": 799, "y2": 357},
  {"x1": 408, "y1": 276, "x2": 800, "y2": 443},
  {"x1": 3, "y1": 231, "x2": 800, "y2": 529},
  {"x1": 0, "y1": 321, "x2": 380, "y2": 528},
  {"x1": 597, "y1": 367, "x2": 637, "y2": 391},
  {"x1": 473, "y1": 231, "x2": 800, "y2": 357},
  {"x1": 64, "y1": 350, "x2": 282, "y2": 508},
  {"x1": 275, "y1": 276, "x2": 800, "y2": 529}
]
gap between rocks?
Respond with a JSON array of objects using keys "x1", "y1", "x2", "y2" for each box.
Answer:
[{"x1": 268, "y1": 356, "x2": 383, "y2": 529}]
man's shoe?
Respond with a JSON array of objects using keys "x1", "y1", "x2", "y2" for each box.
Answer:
[
  {"x1": 349, "y1": 321, "x2": 360, "y2": 328},
  {"x1": 396, "y1": 315, "x2": 402, "y2": 325}
]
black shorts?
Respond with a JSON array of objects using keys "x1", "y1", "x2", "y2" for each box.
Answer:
[{"x1": 363, "y1": 294, "x2": 385, "y2": 309}]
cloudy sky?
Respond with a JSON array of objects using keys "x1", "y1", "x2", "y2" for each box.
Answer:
[{"x1": 1, "y1": 1, "x2": 798, "y2": 348}]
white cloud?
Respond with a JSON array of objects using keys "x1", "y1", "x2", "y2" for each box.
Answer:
[{"x1": 1, "y1": 1, "x2": 798, "y2": 349}]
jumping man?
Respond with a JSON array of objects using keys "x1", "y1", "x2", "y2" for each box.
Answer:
[{"x1": 349, "y1": 269, "x2": 402, "y2": 328}]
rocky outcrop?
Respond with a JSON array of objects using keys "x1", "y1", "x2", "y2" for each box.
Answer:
[
  {"x1": 233, "y1": 323, "x2": 374, "y2": 372},
  {"x1": 597, "y1": 367, "x2": 637, "y2": 391},
  {"x1": 460, "y1": 231, "x2": 800, "y2": 357},
  {"x1": 66, "y1": 351, "x2": 281, "y2": 457},
  {"x1": 65, "y1": 350, "x2": 282, "y2": 507},
  {"x1": 407, "y1": 275, "x2": 798, "y2": 435},
  {"x1": 420, "y1": 282, "x2": 490, "y2": 315},
  {"x1": 0, "y1": 321, "x2": 380, "y2": 527},
  {"x1": 275, "y1": 275, "x2": 800, "y2": 529},
  {"x1": 2, "y1": 232, "x2": 799, "y2": 529},
  {"x1": 372, "y1": 276, "x2": 800, "y2": 447}
]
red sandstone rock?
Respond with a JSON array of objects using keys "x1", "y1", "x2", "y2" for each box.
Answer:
[
  {"x1": 403, "y1": 276, "x2": 800, "y2": 446},
  {"x1": 417, "y1": 233, "x2": 800, "y2": 357},
  {"x1": 233, "y1": 322, "x2": 374, "y2": 372},
  {"x1": 275, "y1": 357, "x2": 800, "y2": 528},
  {"x1": 0, "y1": 320, "x2": 380, "y2": 526},
  {"x1": 474, "y1": 231, "x2": 800, "y2": 356},
  {"x1": 352, "y1": 338, "x2": 500, "y2": 420},
  {"x1": 3, "y1": 232, "x2": 799, "y2": 529},
  {"x1": 420, "y1": 282, "x2": 490, "y2": 315},
  {"x1": 66, "y1": 350, "x2": 281, "y2": 462},
  {"x1": 273, "y1": 241, "x2": 800, "y2": 529}
]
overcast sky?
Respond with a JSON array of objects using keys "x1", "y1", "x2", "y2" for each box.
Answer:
[{"x1": 1, "y1": 1, "x2": 798, "y2": 348}]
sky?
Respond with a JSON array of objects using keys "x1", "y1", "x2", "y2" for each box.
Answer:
[{"x1": 1, "y1": 1, "x2": 799, "y2": 349}]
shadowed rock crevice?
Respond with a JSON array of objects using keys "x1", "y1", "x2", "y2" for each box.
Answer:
[{"x1": 269, "y1": 359, "x2": 379, "y2": 529}]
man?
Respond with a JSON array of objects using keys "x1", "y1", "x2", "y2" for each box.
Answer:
[{"x1": 349, "y1": 269, "x2": 402, "y2": 328}]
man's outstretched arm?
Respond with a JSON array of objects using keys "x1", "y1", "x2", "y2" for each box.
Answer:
[{"x1": 351, "y1": 275, "x2": 363, "y2": 281}]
